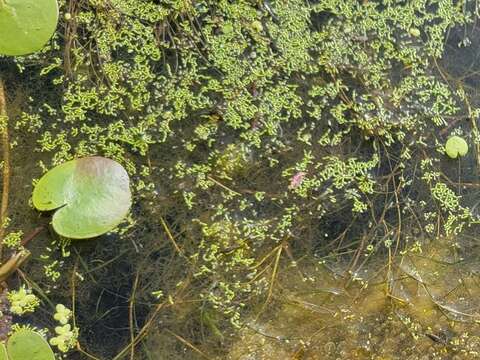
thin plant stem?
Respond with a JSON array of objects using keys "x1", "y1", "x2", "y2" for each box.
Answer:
[
  {"x1": 129, "y1": 271, "x2": 140, "y2": 360},
  {"x1": 0, "y1": 78, "x2": 10, "y2": 260}
]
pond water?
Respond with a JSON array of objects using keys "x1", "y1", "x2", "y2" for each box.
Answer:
[
  {"x1": 226, "y1": 235, "x2": 480, "y2": 359},
  {"x1": 4, "y1": 1, "x2": 480, "y2": 360}
]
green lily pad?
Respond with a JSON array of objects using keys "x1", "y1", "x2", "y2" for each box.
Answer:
[
  {"x1": 0, "y1": 343, "x2": 7, "y2": 360},
  {"x1": 445, "y1": 135, "x2": 468, "y2": 159},
  {"x1": 32, "y1": 156, "x2": 132, "y2": 239},
  {"x1": 7, "y1": 330, "x2": 55, "y2": 360},
  {"x1": 0, "y1": 0, "x2": 59, "y2": 56}
]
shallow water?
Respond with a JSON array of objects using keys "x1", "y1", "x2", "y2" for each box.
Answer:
[
  {"x1": 226, "y1": 236, "x2": 480, "y2": 359},
  {"x1": 5, "y1": 2, "x2": 480, "y2": 360}
]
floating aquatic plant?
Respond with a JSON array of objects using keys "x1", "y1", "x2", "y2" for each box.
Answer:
[
  {"x1": 445, "y1": 135, "x2": 468, "y2": 159},
  {"x1": 0, "y1": 344, "x2": 5, "y2": 360},
  {"x1": 32, "y1": 156, "x2": 132, "y2": 239},
  {"x1": 0, "y1": 0, "x2": 59, "y2": 56},
  {"x1": 7, "y1": 286, "x2": 39, "y2": 315},
  {"x1": 0, "y1": 329, "x2": 55, "y2": 360},
  {"x1": 53, "y1": 304, "x2": 72, "y2": 325},
  {"x1": 49, "y1": 324, "x2": 77, "y2": 353},
  {"x1": 0, "y1": 0, "x2": 60, "y2": 274}
]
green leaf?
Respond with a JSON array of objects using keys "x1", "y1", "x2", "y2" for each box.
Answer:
[
  {"x1": 0, "y1": 0, "x2": 59, "y2": 56},
  {"x1": 7, "y1": 330, "x2": 55, "y2": 360},
  {"x1": 0, "y1": 343, "x2": 7, "y2": 360},
  {"x1": 32, "y1": 156, "x2": 132, "y2": 239},
  {"x1": 445, "y1": 136, "x2": 468, "y2": 159}
]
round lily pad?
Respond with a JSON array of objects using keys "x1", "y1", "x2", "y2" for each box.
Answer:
[
  {"x1": 32, "y1": 157, "x2": 132, "y2": 239},
  {"x1": 0, "y1": 0, "x2": 59, "y2": 56},
  {"x1": 445, "y1": 135, "x2": 468, "y2": 159},
  {"x1": 7, "y1": 330, "x2": 55, "y2": 360}
]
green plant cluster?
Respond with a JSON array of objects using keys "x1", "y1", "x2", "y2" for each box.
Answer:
[{"x1": 11, "y1": 0, "x2": 480, "y2": 334}]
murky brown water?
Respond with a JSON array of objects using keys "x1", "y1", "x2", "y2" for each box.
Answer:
[{"x1": 225, "y1": 235, "x2": 480, "y2": 359}]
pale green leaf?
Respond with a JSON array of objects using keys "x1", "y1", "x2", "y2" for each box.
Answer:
[
  {"x1": 445, "y1": 136, "x2": 468, "y2": 159},
  {"x1": 0, "y1": 0, "x2": 59, "y2": 56},
  {"x1": 7, "y1": 330, "x2": 55, "y2": 360},
  {"x1": 32, "y1": 156, "x2": 132, "y2": 239}
]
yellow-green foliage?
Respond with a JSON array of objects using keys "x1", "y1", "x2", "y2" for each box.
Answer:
[
  {"x1": 7, "y1": 286, "x2": 40, "y2": 315},
  {"x1": 10, "y1": 0, "x2": 480, "y2": 326}
]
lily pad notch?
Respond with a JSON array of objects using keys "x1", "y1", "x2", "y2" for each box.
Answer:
[
  {"x1": 445, "y1": 135, "x2": 468, "y2": 159},
  {"x1": 32, "y1": 157, "x2": 132, "y2": 239}
]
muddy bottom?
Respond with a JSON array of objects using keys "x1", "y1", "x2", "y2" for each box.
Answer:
[{"x1": 225, "y1": 236, "x2": 480, "y2": 360}]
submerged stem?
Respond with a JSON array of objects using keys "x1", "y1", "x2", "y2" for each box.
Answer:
[{"x1": 0, "y1": 78, "x2": 10, "y2": 260}]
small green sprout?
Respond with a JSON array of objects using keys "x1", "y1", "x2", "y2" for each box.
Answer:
[
  {"x1": 49, "y1": 324, "x2": 78, "y2": 353},
  {"x1": 53, "y1": 304, "x2": 72, "y2": 325},
  {"x1": 251, "y1": 20, "x2": 263, "y2": 32},
  {"x1": 7, "y1": 286, "x2": 40, "y2": 315},
  {"x1": 409, "y1": 28, "x2": 421, "y2": 37},
  {"x1": 2, "y1": 230, "x2": 23, "y2": 249},
  {"x1": 445, "y1": 136, "x2": 468, "y2": 159},
  {"x1": 151, "y1": 290, "x2": 164, "y2": 299}
]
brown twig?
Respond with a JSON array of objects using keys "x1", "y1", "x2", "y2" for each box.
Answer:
[
  {"x1": 0, "y1": 251, "x2": 29, "y2": 283},
  {"x1": 63, "y1": 0, "x2": 79, "y2": 78},
  {"x1": 20, "y1": 226, "x2": 45, "y2": 247},
  {"x1": 254, "y1": 244, "x2": 283, "y2": 321},
  {"x1": 129, "y1": 271, "x2": 140, "y2": 360},
  {"x1": 0, "y1": 227, "x2": 44, "y2": 285},
  {"x1": 165, "y1": 329, "x2": 212, "y2": 360},
  {"x1": 112, "y1": 276, "x2": 192, "y2": 360},
  {"x1": 160, "y1": 216, "x2": 186, "y2": 258}
]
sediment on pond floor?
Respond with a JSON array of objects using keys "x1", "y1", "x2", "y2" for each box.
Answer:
[{"x1": 220, "y1": 235, "x2": 480, "y2": 359}]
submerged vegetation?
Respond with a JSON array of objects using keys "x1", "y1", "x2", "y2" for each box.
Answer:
[{"x1": 2, "y1": 0, "x2": 480, "y2": 358}]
